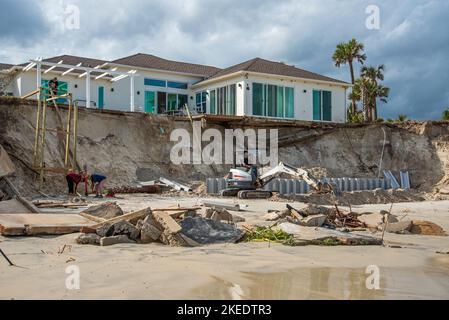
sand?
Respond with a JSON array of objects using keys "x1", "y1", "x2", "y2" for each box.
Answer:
[{"x1": 1, "y1": 196, "x2": 449, "y2": 300}]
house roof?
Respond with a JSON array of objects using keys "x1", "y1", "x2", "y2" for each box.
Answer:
[
  {"x1": 0, "y1": 63, "x2": 14, "y2": 71},
  {"x1": 201, "y1": 57, "x2": 349, "y2": 85},
  {"x1": 110, "y1": 53, "x2": 221, "y2": 77}
]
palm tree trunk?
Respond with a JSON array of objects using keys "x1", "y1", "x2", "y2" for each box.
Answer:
[
  {"x1": 373, "y1": 100, "x2": 378, "y2": 121},
  {"x1": 349, "y1": 61, "x2": 356, "y2": 114}
]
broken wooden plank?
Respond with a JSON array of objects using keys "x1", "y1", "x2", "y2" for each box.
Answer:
[
  {"x1": 79, "y1": 212, "x2": 107, "y2": 223},
  {"x1": 0, "y1": 214, "x2": 93, "y2": 236}
]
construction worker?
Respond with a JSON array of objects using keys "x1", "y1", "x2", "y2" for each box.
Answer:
[
  {"x1": 66, "y1": 171, "x2": 89, "y2": 196},
  {"x1": 49, "y1": 77, "x2": 59, "y2": 96},
  {"x1": 90, "y1": 173, "x2": 107, "y2": 198}
]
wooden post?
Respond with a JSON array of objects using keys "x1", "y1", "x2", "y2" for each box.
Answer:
[
  {"x1": 64, "y1": 94, "x2": 73, "y2": 168},
  {"x1": 39, "y1": 99, "x2": 47, "y2": 190},
  {"x1": 73, "y1": 101, "x2": 78, "y2": 170},
  {"x1": 33, "y1": 88, "x2": 42, "y2": 168}
]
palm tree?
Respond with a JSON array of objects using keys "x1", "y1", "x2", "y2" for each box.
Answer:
[
  {"x1": 397, "y1": 114, "x2": 408, "y2": 122},
  {"x1": 442, "y1": 109, "x2": 449, "y2": 120},
  {"x1": 361, "y1": 65, "x2": 385, "y2": 120},
  {"x1": 350, "y1": 78, "x2": 390, "y2": 122},
  {"x1": 333, "y1": 38, "x2": 367, "y2": 114}
]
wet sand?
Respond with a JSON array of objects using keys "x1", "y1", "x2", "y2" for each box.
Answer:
[{"x1": 1, "y1": 197, "x2": 449, "y2": 300}]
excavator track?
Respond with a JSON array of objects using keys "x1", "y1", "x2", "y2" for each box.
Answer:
[
  {"x1": 237, "y1": 190, "x2": 272, "y2": 199},
  {"x1": 219, "y1": 188, "x2": 241, "y2": 197}
]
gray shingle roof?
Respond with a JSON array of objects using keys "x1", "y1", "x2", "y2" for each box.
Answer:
[
  {"x1": 111, "y1": 53, "x2": 221, "y2": 77},
  {"x1": 202, "y1": 57, "x2": 348, "y2": 85}
]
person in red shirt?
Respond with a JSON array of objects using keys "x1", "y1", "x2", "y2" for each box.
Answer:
[{"x1": 66, "y1": 171, "x2": 89, "y2": 196}]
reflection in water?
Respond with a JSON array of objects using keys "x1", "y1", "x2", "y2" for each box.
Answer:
[{"x1": 193, "y1": 259, "x2": 449, "y2": 300}]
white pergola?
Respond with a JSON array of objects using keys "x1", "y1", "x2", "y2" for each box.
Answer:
[{"x1": 24, "y1": 58, "x2": 139, "y2": 111}]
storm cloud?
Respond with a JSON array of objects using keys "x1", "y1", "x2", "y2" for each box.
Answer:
[{"x1": 0, "y1": 0, "x2": 448, "y2": 120}]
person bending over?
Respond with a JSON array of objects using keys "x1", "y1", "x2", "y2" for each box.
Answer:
[
  {"x1": 66, "y1": 171, "x2": 88, "y2": 196},
  {"x1": 90, "y1": 173, "x2": 107, "y2": 198}
]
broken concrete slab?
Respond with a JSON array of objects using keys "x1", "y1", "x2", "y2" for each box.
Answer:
[
  {"x1": 81, "y1": 202, "x2": 124, "y2": 220},
  {"x1": 358, "y1": 212, "x2": 385, "y2": 228},
  {"x1": 384, "y1": 220, "x2": 412, "y2": 234},
  {"x1": 202, "y1": 200, "x2": 243, "y2": 212},
  {"x1": 100, "y1": 235, "x2": 135, "y2": 246},
  {"x1": 302, "y1": 204, "x2": 335, "y2": 216},
  {"x1": 299, "y1": 214, "x2": 327, "y2": 227},
  {"x1": 96, "y1": 223, "x2": 112, "y2": 237},
  {"x1": 139, "y1": 221, "x2": 162, "y2": 243},
  {"x1": 109, "y1": 220, "x2": 140, "y2": 240},
  {"x1": 410, "y1": 220, "x2": 447, "y2": 236},
  {"x1": 76, "y1": 233, "x2": 101, "y2": 245},
  {"x1": 153, "y1": 211, "x2": 182, "y2": 234},
  {"x1": 179, "y1": 217, "x2": 245, "y2": 245},
  {"x1": 278, "y1": 222, "x2": 382, "y2": 245},
  {"x1": 263, "y1": 209, "x2": 291, "y2": 221}
]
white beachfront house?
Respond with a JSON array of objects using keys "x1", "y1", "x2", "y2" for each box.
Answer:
[{"x1": 0, "y1": 53, "x2": 350, "y2": 123}]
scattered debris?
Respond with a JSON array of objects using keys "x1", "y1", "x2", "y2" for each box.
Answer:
[
  {"x1": 159, "y1": 177, "x2": 192, "y2": 192},
  {"x1": 280, "y1": 189, "x2": 425, "y2": 205},
  {"x1": 106, "y1": 185, "x2": 161, "y2": 196},
  {"x1": 81, "y1": 202, "x2": 124, "y2": 220},
  {"x1": 205, "y1": 208, "x2": 245, "y2": 223},
  {"x1": 263, "y1": 209, "x2": 290, "y2": 221},
  {"x1": 100, "y1": 235, "x2": 135, "y2": 246},
  {"x1": 384, "y1": 220, "x2": 413, "y2": 234},
  {"x1": 76, "y1": 233, "x2": 101, "y2": 245},
  {"x1": 179, "y1": 217, "x2": 245, "y2": 245},
  {"x1": 409, "y1": 220, "x2": 447, "y2": 236},
  {"x1": 202, "y1": 201, "x2": 243, "y2": 212},
  {"x1": 32, "y1": 199, "x2": 88, "y2": 209}
]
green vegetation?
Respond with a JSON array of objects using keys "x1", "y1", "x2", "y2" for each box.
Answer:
[
  {"x1": 245, "y1": 226, "x2": 296, "y2": 246},
  {"x1": 333, "y1": 39, "x2": 390, "y2": 123},
  {"x1": 333, "y1": 38, "x2": 366, "y2": 115}
]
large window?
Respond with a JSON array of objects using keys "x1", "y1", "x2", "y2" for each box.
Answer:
[
  {"x1": 252, "y1": 83, "x2": 294, "y2": 118},
  {"x1": 214, "y1": 84, "x2": 236, "y2": 115},
  {"x1": 144, "y1": 78, "x2": 166, "y2": 87},
  {"x1": 313, "y1": 90, "x2": 332, "y2": 121},
  {"x1": 196, "y1": 92, "x2": 207, "y2": 113},
  {"x1": 154, "y1": 92, "x2": 189, "y2": 114},
  {"x1": 167, "y1": 81, "x2": 188, "y2": 89}
]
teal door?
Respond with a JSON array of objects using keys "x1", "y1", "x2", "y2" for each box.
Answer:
[
  {"x1": 145, "y1": 91, "x2": 156, "y2": 113},
  {"x1": 98, "y1": 86, "x2": 104, "y2": 109},
  {"x1": 313, "y1": 90, "x2": 321, "y2": 120},
  {"x1": 322, "y1": 91, "x2": 332, "y2": 121}
]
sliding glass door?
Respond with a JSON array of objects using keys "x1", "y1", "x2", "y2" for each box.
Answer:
[
  {"x1": 252, "y1": 82, "x2": 294, "y2": 118},
  {"x1": 313, "y1": 90, "x2": 332, "y2": 121}
]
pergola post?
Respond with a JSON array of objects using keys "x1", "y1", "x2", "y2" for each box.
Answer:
[
  {"x1": 36, "y1": 62, "x2": 41, "y2": 92},
  {"x1": 86, "y1": 71, "x2": 91, "y2": 108},
  {"x1": 130, "y1": 75, "x2": 135, "y2": 112}
]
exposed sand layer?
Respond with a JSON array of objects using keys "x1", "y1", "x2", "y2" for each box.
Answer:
[{"x1": 1, "y1": 196, "x2": 449, "y2": 300}]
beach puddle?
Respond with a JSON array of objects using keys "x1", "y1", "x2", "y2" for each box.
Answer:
[{"x1": 192, "y1": 256, "x2": 449, "y2": 299}]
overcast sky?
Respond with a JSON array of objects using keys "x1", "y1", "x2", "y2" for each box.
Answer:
[{"x1": 1, "y1": 0, "x2": 448, "y2": 120}]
